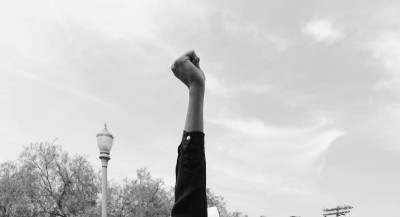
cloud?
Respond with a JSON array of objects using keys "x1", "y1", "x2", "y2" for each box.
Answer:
[
  {"x1": 5, "y1": 64, "x2": 115, "y2": 109},
  {"x1": 225, "y1": 22, "x2": 290, "y2": 51},
  {"x1": 207, "y1": 115, "x2": 335, "y2": 138},
  {"x1": 224, "y1": 22, "x2": 290, "y2": 52},
  {"x1": 217, "y1": 6, "x2": 290, "y2": 52},
  {"x1": 206, "y1": 73, "x2": 272, "y2": 96},
  {"x1": 370, "y1": 31, "x2": 400, "y2": 91},
  {"x1": 303, "y1": 19, "x2": 344, "y2": 43},
  {"x1": 207, "y1": 115, "x2": 345, "y2": 195}
]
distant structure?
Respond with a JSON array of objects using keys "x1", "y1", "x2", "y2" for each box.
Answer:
[{"x1": 323, "y1": 205, "x2": 353, "y2": 217}]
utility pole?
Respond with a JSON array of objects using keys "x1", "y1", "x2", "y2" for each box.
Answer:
[{"x1": 323, "y1": 205, "x2": 353, "y2": 217}]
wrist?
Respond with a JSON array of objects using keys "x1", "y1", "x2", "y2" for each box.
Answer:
[{"x1": 189, "y1": 84, "x2": 205, "y2": 95}]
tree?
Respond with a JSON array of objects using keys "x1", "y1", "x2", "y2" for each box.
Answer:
[
  {"x1": 228, "y1": 211, "x2": 249, "y2": 217},
  {"x1": 0, "y1": 161, "x2": 35, "y2": 217},
  {"x1": 107, "y1": 168, "x2": 174, "y2": 217},
  {"x1": 19, "y1": 141, "x2": 100, "y2": 216},
  {"x1": 206, "y1": 188, "x2": 249, "y2": 217},
  {"x1": 207, "y1": 188, "x2": 229, "y2": 217},
  {"x1": 0, "y1": 141, "x2": 248, "y2": 216}
]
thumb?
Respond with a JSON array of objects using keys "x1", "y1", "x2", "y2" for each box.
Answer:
[{"x1": 187, "y1": 50, "x2": 200, "y2": 69}]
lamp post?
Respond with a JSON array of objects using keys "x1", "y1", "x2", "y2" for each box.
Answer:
[{"x1": 97, "y1": 124, "x2": 114, "y2": 217}]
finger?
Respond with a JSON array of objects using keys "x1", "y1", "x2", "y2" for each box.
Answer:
[
  {"x1": 186, "y1": 50, "x2": 198, "y2": 60},
  {"x1": 174, "y1": 50, "x2": 201, "y2": 68},
  {"x1": 171, "y1": 63, "x2": 176, "y2": 71},
  {"x1": 176, "y1": 51, "x2": 192, "y2": 64},
  {"x1": 171, "y1": 62, "x2": 183, "y2": 80},
  {"x1": 179, "y1": 50, "x2": 199, "y2": 62},
  {"x1": 194, "y1": 56, "x2": 200, "y2": 68},
  {"x1": 186, "y1": 50, "x2": 201, "y2": 68},
  {"x1": 191, "y1": 57, "x2": 200, "y2": 68}
]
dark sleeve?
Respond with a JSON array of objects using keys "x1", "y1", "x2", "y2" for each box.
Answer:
[{"x1": 171, "y1": 131, "x2": 207, "y2": 217}]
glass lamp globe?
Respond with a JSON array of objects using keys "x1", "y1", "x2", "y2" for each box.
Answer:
[{"x1": 97, "y1": 123, "x2": 114, "y2": 159}]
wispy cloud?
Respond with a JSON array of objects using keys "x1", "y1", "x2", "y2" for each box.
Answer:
[
  {"x1": 208, "y1": 116, "x2": 335, "y2": 138},
  {"x1": 226, "y1": 22, "x2": 290, "y2": 51},
  {"x1": 224, "y1": 21, "x2": 290, "y2": 52},
  {"x1": 7, "y1": 65, "x2": 115, "y2": 109},
  {"x1": 206, "y1": 73, "x2": 272, "y2": 96},
  {"x1": 218, "y1": 6, "x2": 290, "y2": 53},
  {"x1": 303, "y1": 19, "x2": 344, "y2": 43},
  {"x1": 370, "y1": 31, "x2": 400, "y2": 91},
  {"x1": 207, "y1": 115, "x2": 345, "y2": 195}
]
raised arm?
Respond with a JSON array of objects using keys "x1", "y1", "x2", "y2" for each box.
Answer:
[
  {"x1": 171, "y1": 50, "x2": 205, "y2": 132},
  {"x1": 171, "y1": 50, "x2": 208, "y2": 217}
]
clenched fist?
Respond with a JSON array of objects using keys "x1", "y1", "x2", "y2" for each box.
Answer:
[{"x1": 171, "y1": 50, "x2": 205, "y2": 89}]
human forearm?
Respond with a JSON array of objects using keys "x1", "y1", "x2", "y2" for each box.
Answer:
[
  {"x1": 184, "y1": 85, "x2": 205, "y2": 132},
  {"x1": 171, "y1": 50, "x2": 206, "y2": 132}
]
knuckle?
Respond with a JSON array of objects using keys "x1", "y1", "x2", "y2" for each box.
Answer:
[{"x1": 172, "y1": 60, "x2": 181, "y2": 68}]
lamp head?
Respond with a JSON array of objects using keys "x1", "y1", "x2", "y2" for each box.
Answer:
[{"x1": 97, "y1": 123, "x2": 114, "y2": 158}]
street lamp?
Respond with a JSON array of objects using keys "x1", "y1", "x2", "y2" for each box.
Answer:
[{"x1": 97, "y1": 123, "x2": 114, "y2": 217}]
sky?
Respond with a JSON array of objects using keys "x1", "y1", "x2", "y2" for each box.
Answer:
[{"x1": 1, "y1": 0, "x2": 400, "y2": 216}]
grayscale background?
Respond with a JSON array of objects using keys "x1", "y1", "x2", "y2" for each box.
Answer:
[{"x1": 1, "y1": 0, "x2": 399, "y2": 216}]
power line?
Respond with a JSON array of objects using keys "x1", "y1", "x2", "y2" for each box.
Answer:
[{"x1": 323, "y1": 205, "x2": 353, "y2": 217}]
